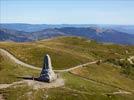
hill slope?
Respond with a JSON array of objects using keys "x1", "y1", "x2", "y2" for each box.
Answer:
[
  {"x1": 1, "y1": 23, "x2": 134, "y2": 34},
  {"x1": 0, "y1": 36, "x2": 134, "y2": 100},
  {"x1": 0, "y1": 36, "x2": 134, "y2": 69},
  {"x1": 56, "y1": 27, "x2": 134, "y2": 45},
  {"x1": 1, "y1": 26, "x2": 134, "y2": 45},
  {"x1": 0, "y1": 28, "x2": 31, "y2": 42}
]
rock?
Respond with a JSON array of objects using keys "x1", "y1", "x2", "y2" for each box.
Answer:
[{"x1": 37, "y1": 54, "x2": 57, "y2": 82}]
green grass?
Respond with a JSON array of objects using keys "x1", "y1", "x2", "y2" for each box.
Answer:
[
  {"x1": 0, "y1": 38, "x2": 91, "y2": 70},
  {"x1": 0, "y1": 37, "x2": 134, "y2": 70},
  {"x1": 0, "y1": 54, "x2": 39, "y2": 84},
  {"x1": 0, "y1": 36, "x2": 134, "y2": 100},
  {"x1": 70, "y1": 63, "x2": 134, "y2": 93},
  {"x1": 0, "y1": 85, "x2": 33, "y2": 100},
  {"x1": 1, "y1": 72, "x2": 134, "y2": 100},
  {"x1": 106, "y1": 58, "x2": 134, "y2": 79}
]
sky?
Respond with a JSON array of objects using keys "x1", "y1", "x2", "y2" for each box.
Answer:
[{"x1": 0, "y1": 0, "x2": 134, "y2": 25}]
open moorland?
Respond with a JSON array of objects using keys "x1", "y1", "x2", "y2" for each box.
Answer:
[{"x1": 0, "y1": 36, "x2": 134, "y2": 100}]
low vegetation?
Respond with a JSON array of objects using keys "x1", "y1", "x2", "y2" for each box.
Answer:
[
  {"x1": 0, "y1": 36, "x2": 134, "y2": 100},
  {"x1": 1, "y1": 72, "x2": 134, "y2": 100},
  {"x1": 70, "y1": 63, "x2": 134, "y2": 93},
  {"x1": 0, "y1": 37, "x2": 134, "y2": 70},
  {"x1": 106, "y1": 59, "x2": 134, "y2": 79},
  {"x1": 0, "y1": 54, "x2": 39, "y2": 84}
]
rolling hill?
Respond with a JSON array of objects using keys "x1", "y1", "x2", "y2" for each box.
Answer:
[
  {"x1": 0, "y1": 28, "x2": 32, "y2": 42},
  {"x1": 0, "y1": 36, "x2": 134, "y2": 100},
  {"x1": 1, "y1": 24, "x2": 134, "y2": 34},
  {"x1": 1, "y1": 26, "x2": 134, "y2": 45},
  {"x1": 56, "y1": 27, "x2": 134, "y2": 45}
]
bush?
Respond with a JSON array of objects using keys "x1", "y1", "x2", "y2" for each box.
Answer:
[{"x1": 106, "y1": 58, "x2": 134, "y2": 78}]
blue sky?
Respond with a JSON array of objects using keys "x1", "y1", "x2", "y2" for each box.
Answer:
[{"x1": 0, "y1": 0, "x2": 134, "y2": 25}]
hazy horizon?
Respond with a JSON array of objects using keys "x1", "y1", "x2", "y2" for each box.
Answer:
[
  {"x1": 1, "y1": 0, "x2": 134, "y2": 25},
  {"x1": 1, "y1": 23, "x2": 134, "y2": 26}
]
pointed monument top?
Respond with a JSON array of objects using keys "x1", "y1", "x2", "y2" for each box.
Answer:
[
  {"x1": 46, "y1": 54, "x2": 49, "y2": 57},
  {"x1": 43, "y1": 54, "x2": 52, "y2": 70}
]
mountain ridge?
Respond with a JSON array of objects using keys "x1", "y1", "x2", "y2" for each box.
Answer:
[
  {"x1": 1, "y1": 23, "x2": 134, "y2": 34},
  {"x1": 0, "y1": 27, "x2": 134, "y2": 45}
]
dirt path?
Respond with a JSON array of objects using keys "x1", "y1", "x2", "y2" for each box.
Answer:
[
  {"x1": 0, "y1": 48, "x2": 41, "y2": 70},
  {"x1": 0, "y1": 81, "x2": 24, "y2": 89},
  {"x1": 111, "y1": 90, "x2": 131, "y2": 95},
  {"x1": 103, "y1": 90, "x2": 132, "y2": 95},
  {"x1": 0, "y1": 77, "x2": 64, "y2": 90},
  {"x1": 0, "y1": 48, "x2": 132, "y2": 95},
  {"x1": 0, "y1": 48, "x2": 97, "y2": 72},
  {"x1": 62, "y1": 87, "x2": 131, "y2": 96},
  {"x1": 54, "y1": 61, "x2": 97, "y2": 72},
  {"x1": 0, "y1": 48, "x2": 97, "y2": 90},
  {"x1": 69, "y1": 72, "x2": 132, "y2": 94},
  {"x1": 62, "y1": 87, "x2": 95, "y2": 95},
  {"x1": 25, "y1": 78, "x2": 64, "y2": 89}
]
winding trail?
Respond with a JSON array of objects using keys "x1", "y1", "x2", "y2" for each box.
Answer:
[
  {"x1": 0, "y1": 78, "x2": 64, "y2": 90},
  {"x1": 62, "y1": 87, "x2": 95, "y2": 95},
  {"x1": 0, "y1": 48, "x2": 97, "y2": 72},
  {"x1": 0, "y1": 48, "x2": 132, "y2": 95},
  {"x1": 69, "y1": 72, "x2": 132, "y2": 94},
  {"x1": 0, "y1": 48, "x2": 97, "y2": 90},
  {"x1": 0, "y1": 48, "x2": 41, "y2": 70},
  {"x1": 62, "y1": 87, "x2": 131, "y2": 95},
  {"x1": 54, "y1": 61, "x2": 97, "y2": 72}
]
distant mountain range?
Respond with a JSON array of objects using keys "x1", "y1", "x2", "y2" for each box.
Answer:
[
  {"x1": 0, "y1": 28, "x2": 31, "y2": 42},
  {"x1": 1, "y1": 23, "x2": 134, "y2": 34},
  {"x1": 0, "y1": 24, "x2": 134, "y2": 45}
]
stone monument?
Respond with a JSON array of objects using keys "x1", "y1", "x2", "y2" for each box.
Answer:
[{"x1": 37, "y1": 54, "x2": 57, "y2": 82}]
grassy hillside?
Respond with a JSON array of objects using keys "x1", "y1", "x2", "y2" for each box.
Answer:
[
  {"x1": 0, "y1": 37, "x2": 134, "y2": 70},
  {"x1": 0, "y1": 37, "x2": 92, "y2": 70},
  {"x1": 1, "y1": 71, "x2": 134, "y2": 100},
  {"x1": 71, "y1": 63, "x2": 134, "y2": 93},
  {"x1": 0, "y1": 36, "x2": 134, "y2": 100},
  {"x1": 0, "y1": 54, "x2": 39, "y2": 84}
]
